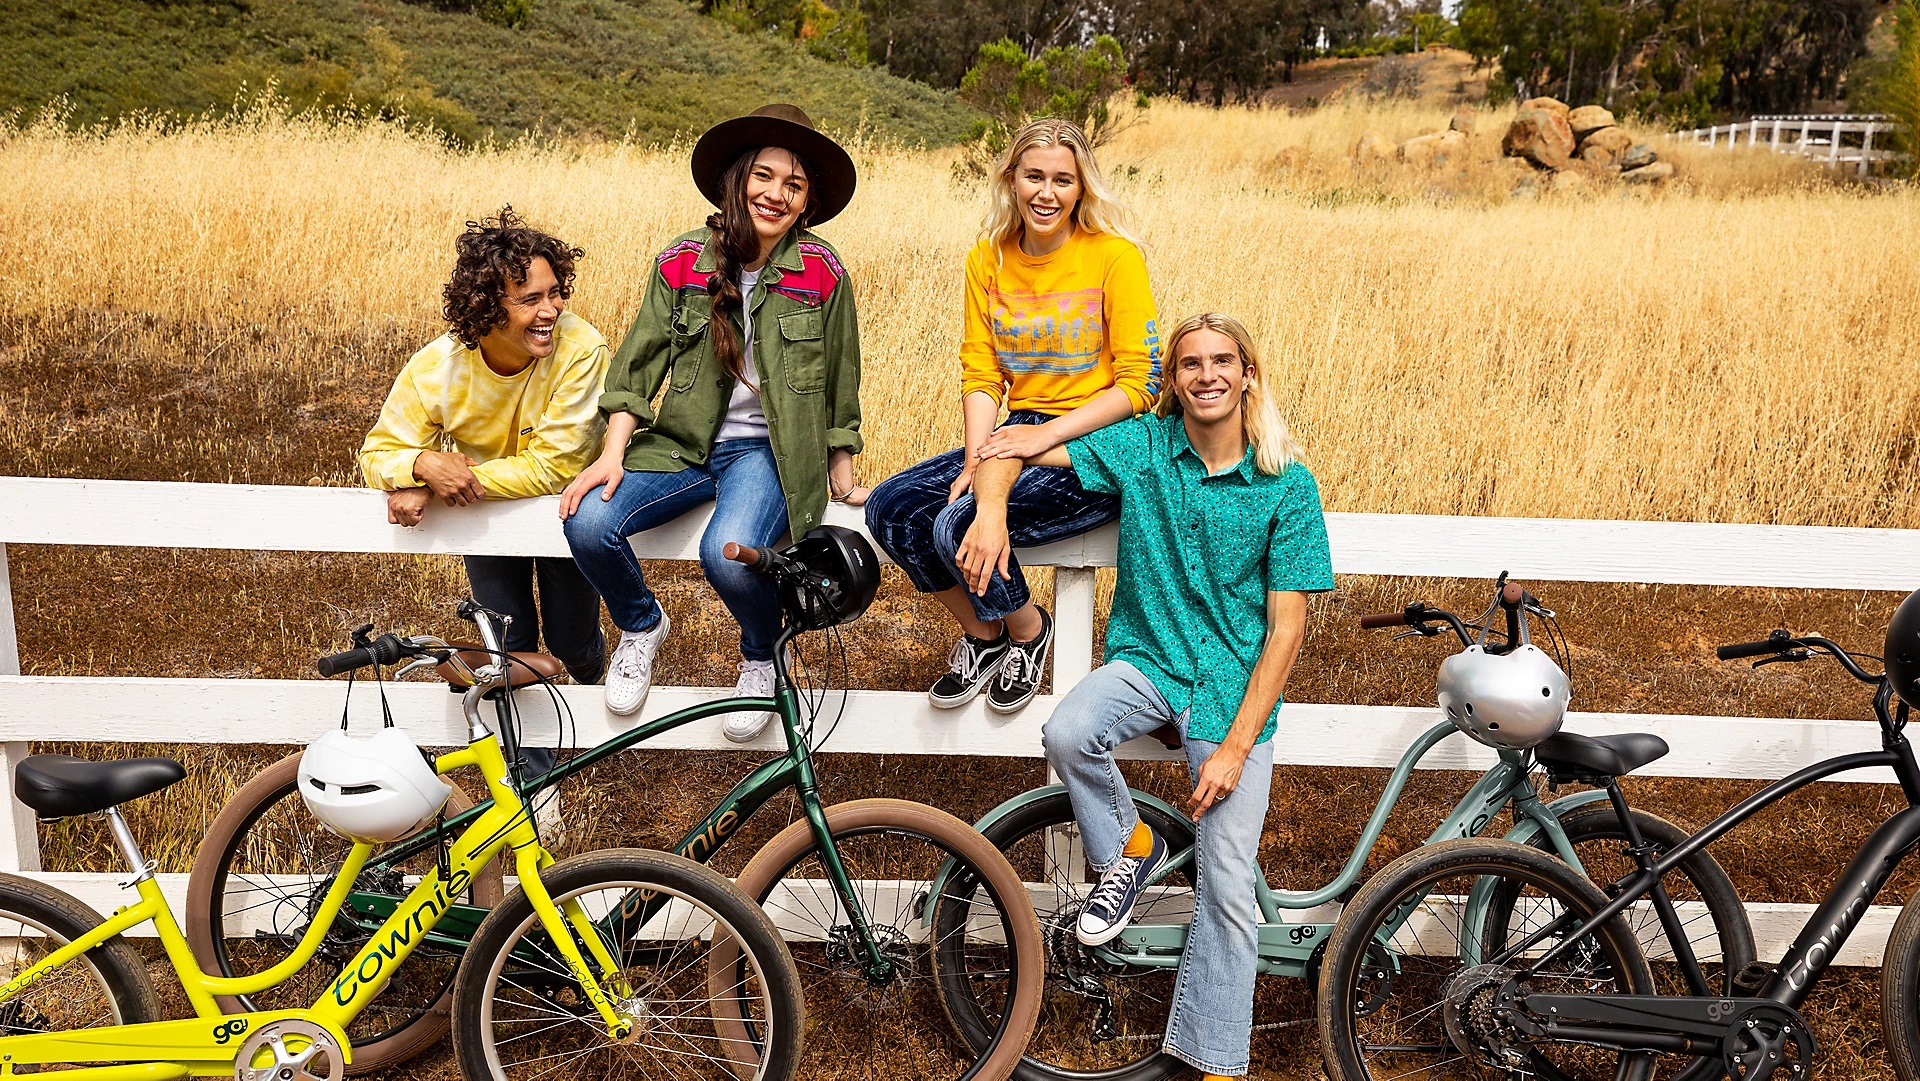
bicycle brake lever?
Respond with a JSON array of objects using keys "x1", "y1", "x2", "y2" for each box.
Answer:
[{"x1": 1752, "y1": 649, "x2": 1812, "y2": 668}]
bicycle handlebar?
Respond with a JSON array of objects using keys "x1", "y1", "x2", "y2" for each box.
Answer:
[
  {"x1": 1359, "y1": 611, "x2": 1410, "y2": 629},
  {"x1": 318, "y1": 633, "x2": 410, "y2": 677},
  {"x1": 1716, "y1": 631, "x2": 1883, "y2": 685},
  {"x1": 724, "y1": 541, "x2": 798, "y2": 577},
  {"x1": 1717, "y1": 636, "x2": 1790, "y2": 661}
]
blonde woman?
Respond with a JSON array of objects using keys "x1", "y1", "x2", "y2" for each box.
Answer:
[
  {"x1": 980, "y1": 312, "x2": 1331, "y2": 1080},
  {"x1": 865, "y1": 117, "x2": 1160, "y2": 714}
]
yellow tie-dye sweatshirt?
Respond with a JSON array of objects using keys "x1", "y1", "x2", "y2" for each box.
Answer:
[
  {"x1": 959, "y1": 228, "x2": 1162, "y2": 415},
  {"x1": 359, "y1": 311, "x2": 610, "y2": 499}
]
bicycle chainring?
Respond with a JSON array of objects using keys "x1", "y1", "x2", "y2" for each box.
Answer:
[
  {"x1": 232, "y1": 1019, "x2": 344, "y2": 1081},
  {"x1": 1723, "y1": 1004, "x2": 1814, "y2": 1081}
]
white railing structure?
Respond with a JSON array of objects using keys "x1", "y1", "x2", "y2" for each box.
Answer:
[
  {"x1": 1667, "y1": 113, "x2": 1906, "y2": 176},
  {"x1": 3, "y1": 476, "x2": 1920, "y2": 962}
]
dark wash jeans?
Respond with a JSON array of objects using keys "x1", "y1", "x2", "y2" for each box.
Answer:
[
  {"x1": 865, "y1": 411, "x2": 1121, "y2": 623},
  {"x1": 462, "y1": 554, "x2": 607, "y2": 776}
]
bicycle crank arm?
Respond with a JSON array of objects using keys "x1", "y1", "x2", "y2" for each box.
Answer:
[{"x1": 0, "y1": 1010, "x2": 353, "y2": 1074}]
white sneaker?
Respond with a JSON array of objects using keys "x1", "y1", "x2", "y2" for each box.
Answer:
[
  {"x1": 605, "y1": 613, "x2": 670, "y2": 717},
  {"x1": 724, "y1": 659, "x2": 779, "y2": 743}
]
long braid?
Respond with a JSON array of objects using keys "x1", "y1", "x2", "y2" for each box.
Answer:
[{"x1": 706, "y1": 151, "x2": 764, "y2": 385}]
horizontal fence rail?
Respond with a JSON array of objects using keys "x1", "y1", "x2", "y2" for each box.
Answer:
[
  {"x1": 1667, "y1": 113, "x2": 1907, "y2": 176},
  {"x1": 3, "y1": 476, "x2": 1919, "y2": 964}
]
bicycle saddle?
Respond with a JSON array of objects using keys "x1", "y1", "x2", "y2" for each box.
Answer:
[
  {"x1": 14, "y1": 754, "x2": 186, "y2": 819},
  {"x1": 435, "y1": 641, "x2": 568, "y2": 688},
  {"x1": 1533, "y1": 731, "x2": 1669, "y2": 783}
]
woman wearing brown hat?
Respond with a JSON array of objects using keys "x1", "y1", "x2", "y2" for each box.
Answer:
[{"x1": 560, "y1": 104, "x2": 863, "y2": 739}]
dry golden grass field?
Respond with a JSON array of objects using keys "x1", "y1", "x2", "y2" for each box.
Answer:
[{"x1": 2, "y1": 94, "x2": 1919, "y2": 1078}]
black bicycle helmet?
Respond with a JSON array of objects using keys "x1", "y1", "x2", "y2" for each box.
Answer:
[
  {"x1": 778, "y1": 525, "x2": 880, "y2": 631},
  {"x1": 1888, "y1": 588, "x2": 1920, "y2": 710}
]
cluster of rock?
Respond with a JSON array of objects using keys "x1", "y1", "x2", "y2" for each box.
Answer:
[
  {"x1": 1502, "y1": 98, "x2": 1672, "y2": 185},
  {"x1": 1352, "y1": 104, "x2": 1479, "y2": 168}
]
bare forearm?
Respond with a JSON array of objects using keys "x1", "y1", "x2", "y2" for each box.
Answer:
[
  {"x1": 1221, "y1": 593, "x2": 1308, "y2": 757},
  {"x1": 971, "y1": 457, "x2": 1023, "y2": 521},
  {"x1": 597, "y1": 412, "x2": 640, "y2": 463},
  {"x1": 961, "y1": 392, "x2": 1000, "y2": 458}
]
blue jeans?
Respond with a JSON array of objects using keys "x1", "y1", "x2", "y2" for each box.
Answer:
[
  {"x1": 864, "y1": 411, "x2": 1120, "y2": 622},
  {"x1": 561, "y1": 439, "x2": 788, "y2": 662},
  {"x1": 1041, "y1": 661, "x2": 1274, "y2": 1076}
]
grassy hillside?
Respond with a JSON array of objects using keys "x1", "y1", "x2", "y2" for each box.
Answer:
[{"x1": 0, "y1": 0, "x2": 979, "y2": 145}]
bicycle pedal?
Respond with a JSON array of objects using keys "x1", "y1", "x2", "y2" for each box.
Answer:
[{"x1": 1732, "y1": 960, "x2": 1776, "y2": 995}]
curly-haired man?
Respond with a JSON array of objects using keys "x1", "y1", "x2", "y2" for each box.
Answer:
[{"x1": 359, "y1": 207, "x2": 611, "y2": 777}]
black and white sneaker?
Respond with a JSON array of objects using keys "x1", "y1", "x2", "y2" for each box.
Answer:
[
  {"x1": 986, "y1": 607, "x2": 1052, "y2": 714},
  {"x1": 928, "y1": 631, "x2": 1011, "y2": 709},
  {"x1": 1076, "y1": 829, "x2": 1167, "y2": 946}
]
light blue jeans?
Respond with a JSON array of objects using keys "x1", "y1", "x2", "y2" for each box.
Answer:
[{"x1": 1040, "y1": 661, "x2": 1274, "y2": 1076}]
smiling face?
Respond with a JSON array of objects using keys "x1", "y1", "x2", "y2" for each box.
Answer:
[
  {"x1": 745, "y1": 147, "x2": 811, "y2": 248},
  {"x1": 1171, "y1": 327, "x2": 1251, "y2": 426},
  {"x1": 1010, "y1": 143, "x2": 1080, "y2": 254},
  {"x1": 477, "y1": 255, "x2": 564, "y2": 374}
]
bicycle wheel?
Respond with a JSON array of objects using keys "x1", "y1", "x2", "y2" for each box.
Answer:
[
  {"x1": 0, "y1": 874, "x2": 162, "y2": 1047},
  {"x1": 1507, "y1": 803, "x2": 1754, "y2": 996},
  {"x1": 1880, "y1": 884, "x2": 1920, "y2": 1081},
  {"x1": 452, "y1": 847, "x2": 802, "y2": 1081},
  {"x1": 1317, "y1": 837, "x2": 1654, "y2": 1081},
  {"x1": 184, "y1": 751, "x2": 505, "y2": 1074},
  {"x1": 954, "y1": 789, "x2": 1198, "y2": 1081},
  {"x1": 715, "y1": 799, "x2": 1044, "y2": 1081}
]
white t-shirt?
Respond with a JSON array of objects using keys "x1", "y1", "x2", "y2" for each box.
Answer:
[{"x1": 716, "y1": 267, "x2": 770, "y2": 442}]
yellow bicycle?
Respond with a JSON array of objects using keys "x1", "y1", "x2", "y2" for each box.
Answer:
[{"x1": 0, "y1": 602, "x2": 802, "y2": 1080}]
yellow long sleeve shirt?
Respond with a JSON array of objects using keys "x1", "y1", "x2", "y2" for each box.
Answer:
[
  {"x1": 359, "y1": 311, "x2": 610, "y2": 499},
  {"x1": 959, "y1": 229, "x2": 1162, "y2": 415}
]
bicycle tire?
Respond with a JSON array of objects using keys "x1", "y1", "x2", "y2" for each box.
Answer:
[
  {"x1": 1504, "y1": 803, "x2": 1755, "y2": 993},
  {"x1": 714, "y1": 798, "x2": 1044, "y2": 1081},
  {"x1": 1881, "y1": 882, "x2": 1920, "y2": 1081},
  {"x1": 0, "y1": 873, "x2": 162, "y2": 1043},
  {"x1": 954, "y1": 789, "x2": 1198, "y2": 1081},
  {"x1": 452, "y1": 847, "x2": 803, "y2": 1081},
  {"x1": 1317, "y1": 837, "x2": 1655, "y2": 1081},
  {"x1": 184, "y1": 750, "x2": 505, "y2": 1074}
]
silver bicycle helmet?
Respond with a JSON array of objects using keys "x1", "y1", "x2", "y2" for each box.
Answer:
[
  {"x1": 299, "y1": 727, "x2": 453, "y2": 843},
  {"x1": 1436, "y1": 644, "x2": 1571, "y2": 750}
]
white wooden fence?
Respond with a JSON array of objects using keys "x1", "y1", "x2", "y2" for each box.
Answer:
[
  {"x1": 3, "y1": 476, "x2": 1920, "y2": 963},
  {"x1": 1667, "y1": 113, "x2": 1906, "y2": 176}
]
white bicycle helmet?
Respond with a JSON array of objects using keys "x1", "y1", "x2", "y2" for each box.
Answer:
[
  {"x1": 298, "y1": 727, "x2": 453, "y2": 843},
  {"x1": 1436, "y1": 644, "x2": 1571, "y2": 750}
]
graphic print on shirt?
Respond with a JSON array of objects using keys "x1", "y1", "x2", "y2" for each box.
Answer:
[{"x1": 989, "y1": 287, "x2": 1105, "y2": 377}]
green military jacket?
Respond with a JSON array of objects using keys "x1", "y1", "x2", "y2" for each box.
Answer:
[{"x1": 599, "y1": 226, "x2": 863, "y2": 540}]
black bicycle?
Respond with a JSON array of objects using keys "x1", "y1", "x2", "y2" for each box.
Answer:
[{"x1": 1317, "y1": 617, "x2": 1919, "y2": 1081}]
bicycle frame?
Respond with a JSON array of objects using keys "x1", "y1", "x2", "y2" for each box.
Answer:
[
  {"x1": 1513, "y1": 683, "x2": 1920, "y2": 1044},
  {"x1": 0, "y1": 703, "x2": 635, "y2": 1075},
  {"x1": 367, "y1": 626, "x2": 899, "y2": 979},
  {"x1": 1006, "y1": 720, "x2": 1589, "y2": 978}
]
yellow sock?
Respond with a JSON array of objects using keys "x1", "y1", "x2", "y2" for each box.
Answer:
[
  {"x1": 1202, "y1": 1075, "x2": 1239, "y2": 1081},
  {"x1": 1122, "y1": 821, "x2": 1154, "y2": 858}
]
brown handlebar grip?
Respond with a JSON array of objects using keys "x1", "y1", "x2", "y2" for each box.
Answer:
[
  {"x1": 723, "y1": 542, "x2": 761, "y2": 566},
  {"x1": 1501, "y1": 581, "x2": 1526, "y2": 605},
  {"x1": 1359, "y1": 612, "x2": 1410, "y2": 629}
]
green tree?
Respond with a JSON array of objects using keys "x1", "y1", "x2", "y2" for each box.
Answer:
[
  {"x1": 958, "y1": 34, "x2": 1129, "y2": 144},
  {"x1": 1870, "y1": 0, "x2": 1920, "y2": 177},
  {"x1": 1456, "y1": 0, "x2": 1878, "y2": 123}
]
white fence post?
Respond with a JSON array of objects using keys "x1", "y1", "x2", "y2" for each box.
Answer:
[
  {"x1": 1043, "y1": 565, "x2": 1100, "y2": 885},
  {"x1": 1799, "y1": 117, "x2": 1813, "y2": 154},
  {"x1": 1861, "y1": 123, "x2": 1877, "y2": 177},
  {"x1": 1771, "y1": 119, "x2": 1782, "y2": 150},
  {"x1": 1828, "y1": 121, "x2": 1843, "y2": 164},
  {"x1": 0, "y1": 545, "x2": 41, "y2": 873},
  {"x1": 1708, "y1": 125, "x2": 1718, "y2": 147}
]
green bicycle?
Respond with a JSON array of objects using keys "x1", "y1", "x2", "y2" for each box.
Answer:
[
  {"x1": 944, "y1": 577, "x2": 1757, "y2": 1081},
  {"x1": 186, "y1": 527, "x2": 1046, "y2": 1080},
  {"x1": 0, "y1": 600, "x2": 802, "y2": 1081}
]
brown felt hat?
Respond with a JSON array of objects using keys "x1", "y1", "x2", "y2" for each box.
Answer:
[{"x1": 690, "y1": 104, "x2": 858, "y2": 226}]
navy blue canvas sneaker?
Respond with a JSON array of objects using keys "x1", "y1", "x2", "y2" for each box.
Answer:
[{"x1": 1076, "y1": 827, "x2": 1168, "y2": 946}]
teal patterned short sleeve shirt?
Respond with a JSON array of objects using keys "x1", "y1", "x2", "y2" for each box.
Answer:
[{"x1": 1068, "y1": 412, "x2": 1335, "y2": 744}]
